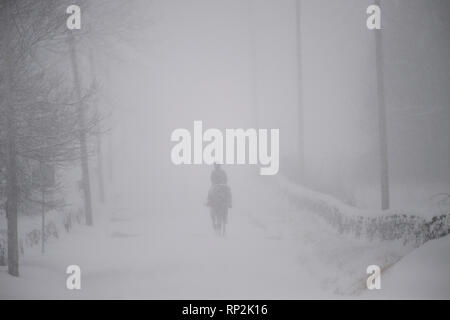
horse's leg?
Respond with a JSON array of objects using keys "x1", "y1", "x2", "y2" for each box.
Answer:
[
  {"x1": 210, "y1": 210, "x2": 215, "y2": 231},
  {"x1": 222, "y1": 219, "x2": 226, "y2": 237}
]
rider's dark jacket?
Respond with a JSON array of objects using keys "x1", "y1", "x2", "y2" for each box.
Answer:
[{"x1": 211, "y1": 168, "x2": 227, "y2": 185}]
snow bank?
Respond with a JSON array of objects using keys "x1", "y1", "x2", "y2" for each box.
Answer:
[
  {"x1": 276, "y1": 176, "x2": 450, "y2": 246},
  {"x1": 364, "y1": 234, "x2": 450, "y2": 299}
]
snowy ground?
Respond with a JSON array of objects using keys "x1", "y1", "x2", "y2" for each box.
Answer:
[
  {"x1": 0, "y1": 173, "x2": 449, "y2": 299},
  {"x1": 364, "y1": 234, "x2": 450, "y2": 299}
]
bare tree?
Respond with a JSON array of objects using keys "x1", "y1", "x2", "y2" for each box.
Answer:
[
  {"x1": 1, "y1": 0, "x2": 148, "y2": 276},
  {"x1": 0, "y1": 0, "x2": 99, "y2": 275}
]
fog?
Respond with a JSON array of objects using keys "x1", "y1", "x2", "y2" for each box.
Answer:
[
  {"x1": 1, "y1": 0, "x2": 450, "y2": 299},
  {"x1": 99, "y1": 0, "x2": 450, "y2": 211}
]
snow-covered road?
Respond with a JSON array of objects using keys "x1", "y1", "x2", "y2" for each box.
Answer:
[
  {"x1": 0, "y1": 174, "x2": 445, "y2": 299},
  {"x1": 0, "y1": 177, "x2": 327, "y2": 299}
]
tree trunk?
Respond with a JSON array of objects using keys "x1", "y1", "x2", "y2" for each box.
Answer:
[
  {"x1": 102, "y1": 65, "x2": 114, "y2": 187},
  {"x1": 67, "y1": 32, "x2": 94, "y2": 225},
  {"x1": 89, "y1": 51, "x2": 105, "y2": 203},
  {"x1": 41, "y1": 186, "x2": 45, "y2": 254},
  {"x1": 295, "y1": 0, "x2": 305, "y2": 178},
  {"x1": 374, "y1": 0, "x2": 390, "y2": 210},
  {"x1": 4, "y1": 2, "x2": 20, "y2": 277},
  {"x1": 95, "y1": 127, "x2": 105, "y2": 203}
]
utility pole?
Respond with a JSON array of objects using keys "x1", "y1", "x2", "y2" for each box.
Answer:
[
  {"x1": 67, "y1": 31, "x2": 94, "y2": 225},
  {"x1": 374, "y1": 0, "x2": 390, "y2": 210},
  {"x1": 248, "y1": 0, "x2": 259, "y2": 129},
  {"x1": 295, "y1": 0, "x2": 305, "y2": 179}
]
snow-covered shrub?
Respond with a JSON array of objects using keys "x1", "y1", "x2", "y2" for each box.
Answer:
[
  {"x1": 0, "y1": 206, "x2": 84, "y2": 259},
  {"x1": 20, "y1": 208, "x2": 83, "y2": 252},
  {"x1": 45, "y1": 221, "x2": 58, "y2": 240},
  {"x1": 24, "y1": 229, "x2": 40, "y2": 247}
]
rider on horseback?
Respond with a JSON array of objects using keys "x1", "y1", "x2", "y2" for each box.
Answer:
[{"x1": 206, "y1": 164, "x2": 232, "y2": 236}]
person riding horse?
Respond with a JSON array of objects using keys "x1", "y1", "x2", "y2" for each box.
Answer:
[{"x1": 206, "y1": 164, "x2": 232, "y2": 236}]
